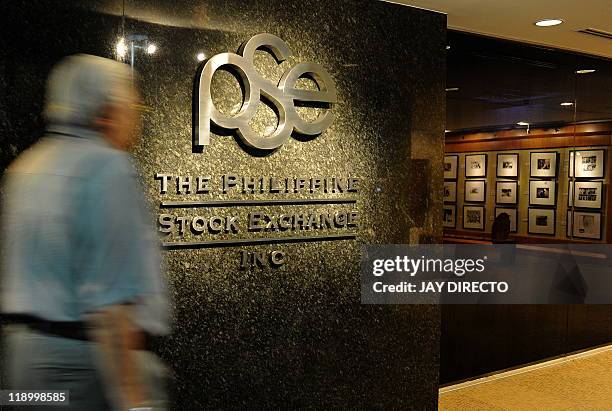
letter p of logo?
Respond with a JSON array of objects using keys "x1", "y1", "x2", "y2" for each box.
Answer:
[{"x1": 194, "y1": 33, "x2": 337, "y2": 151}]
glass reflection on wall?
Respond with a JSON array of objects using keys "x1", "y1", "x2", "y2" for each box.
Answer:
[{"x1": 445, "y1": 30, "x2": 612, "y2": 243}]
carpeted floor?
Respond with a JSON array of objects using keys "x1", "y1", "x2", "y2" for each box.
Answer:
[{"x1": 439, "y1": 345, "x2": 612, "y2": 410}]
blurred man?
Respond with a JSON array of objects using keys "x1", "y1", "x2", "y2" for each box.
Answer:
[{"x1": 1, "y1": 54, "x2": 169, "y2": 410}]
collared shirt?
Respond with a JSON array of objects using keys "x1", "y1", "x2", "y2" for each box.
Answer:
[{"x1": 1, "y1": 125, "x2": 169, "y2": 335}]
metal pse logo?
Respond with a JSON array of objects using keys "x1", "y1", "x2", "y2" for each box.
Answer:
[{"x1": 194, "y1": 33, "x2": 337, "y2": 151}]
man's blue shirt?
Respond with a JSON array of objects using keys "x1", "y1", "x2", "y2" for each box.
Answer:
[{"x1": 1, "y1": 125, "x2": 168, "y2": 335}]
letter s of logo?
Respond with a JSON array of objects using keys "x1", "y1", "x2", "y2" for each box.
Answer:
[{"x1": 194, "y1": 33, "x2": 337, "y2": 151}]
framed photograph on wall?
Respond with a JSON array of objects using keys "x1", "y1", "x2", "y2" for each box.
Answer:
[
  {"x1": 465, "y1": 154, "x2": 487, "y2": 178},
  {"x1": 496, "y1": 181, "x2": 518, "y2": 205},
  {"x1": 568, "y1": 180, "x2": 603, "y2": 209},
  {"x1": 444, "y1": 155, "x2": 459, "y2": 180},
  {"x1": 529, "y1": 180, "x2": 556, "y2": 206},
  {"x1": 495, "y1": 207, "x2": 518, "y2": 233},
  {"x1": 570, "y1": 149, "x2": 605, "y2": 179},
  {"x1": 528, "y1": 208, "x2": 555, "y2": 236},
  {"x1": 464, "y1": 180, "x2": 486, "y2": 202},
  {"x1": 567, "y1": 210, "x2": 602, "y2": 240},
  {"x1": 463, "y1": 206, "x2": 485, "y2": 230},
  {"x1": 530, "y1": 151, "x2": 558, "y2": 178},
  {"x1": 444, "y1": 181, "x2": 457, "y2": 203},
  {"x1": 497, "y1": 153, "x2": 519, "y2": 178},
  {"x1": 443, "y1": 205, "x2": 456, "y2": 228}
]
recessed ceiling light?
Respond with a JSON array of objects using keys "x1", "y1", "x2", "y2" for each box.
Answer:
[
  {"x1": 446, "y1": 45, "x2": 451, "y2": 50},
  {"x1": 445, "y1": 87, "x2": 459, "y2": 92},
  {"x1": 196, "y1": 52, "x2": 206, "y2": 62},
  {"x1": 575, "y1": 69, "x2": 596, "y2": 74},
  {"x1": 560, "y1": 102, "x2": 574, "y2": 106},
  {"x1": 535, "y1": 19, "x2": 563, "y2": 27}
]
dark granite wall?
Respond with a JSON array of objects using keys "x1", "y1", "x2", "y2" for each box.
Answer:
[{"x1": 0, "y1": 1, "x2": 445, "y2": 408}]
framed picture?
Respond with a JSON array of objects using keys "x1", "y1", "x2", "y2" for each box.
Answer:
[
  {"x1": 496, "y1": 181, "x2": 518, "y2": 205},
  {"x1": 465, "y1": 154, "x2": 487, "y2": 178},
  {"x1": 570, "y1": 149, "x2": 605, "y2": 179},
  {"x1": 444, "y1": 155, "x2": 459, "y2": 180},
  {"x1": 568, "y1": 180, "x2": 603, "y2": 209},
  {"x1": 464, "y1": 180, "x2": 486, "y2": 202},
  {"x1": 495, "y1": 207, "x2": 518, "y2": 233},
  {"x1": 530, "y1": 151, "x2": 558, "y2": 178},
  {"x1": 567, "y1": 210, "x2": 602, "y2": 240},
  {"x1": 444, "y1": 181, "x2": 457, "y2": 203},
  {"x1": 529, "y1": 180, "x2": 556, "y2": 206},
  {"x1": 497, "y1": 153, "x2": 519, "y2": 178},
  {"x1": 528, "y1": 208, "x2": 556, "y2": 236},
  {"x1": 443, "y1": 205, "x2": 456, "y2": 228},
  {"x1": 463, "y1": 206, "x2": 485, "y2": 230}
]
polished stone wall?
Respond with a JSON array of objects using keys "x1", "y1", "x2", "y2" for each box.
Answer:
[{"x1": 0, "y1": 0, "x2": 445, "y2": 408}]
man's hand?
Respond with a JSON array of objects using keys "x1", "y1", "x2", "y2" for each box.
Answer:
[{"x1": 87, "y1": 304, "x2": 149, "y2": 410}]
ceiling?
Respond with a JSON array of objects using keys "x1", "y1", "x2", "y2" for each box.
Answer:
[
  {"x1": 388, "y1": 0, "x2": 612, "y2": 59},
  {"x1": 445, "y1": 31, "x2": 612, "y2": 131}
]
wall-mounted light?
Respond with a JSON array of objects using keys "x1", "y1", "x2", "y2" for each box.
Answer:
[
  {"x1": 560, "y1": 102, "x2": 574, "y2": 106},
  {"x1": 445, "y1": 130, "x2": 450, "y2": 133},
  {"x1": 116, "y1": 34, "x2": 157, "y2": 67},
  {"x1": 517, "y1": 121, "x2": 530, "y2": 134},
  {"x1": 575, "y1": 69, "x2": 596, "y2": 74},
  {"x1": 535, "y1": 19, "x2": 563, "y2": 27},
  {"x1": 196, "y1": 52, "x2": 206, "y2": 62},
  {"x1": 116, "y1": 37, "x2": 127, "y2": 59},
  {"x1": 445, "y1": 87, "x2": 459, "y2": 92}
]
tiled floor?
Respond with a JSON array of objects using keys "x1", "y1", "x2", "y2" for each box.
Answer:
[{"x1": 439, "y1": 345, "x2": 612, "y2": 410}]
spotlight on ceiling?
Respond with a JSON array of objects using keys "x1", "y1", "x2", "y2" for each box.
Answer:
[
  {"x1": 560, "y1": 102, "x2": 574, "y2": 106},
  {"x1": 535, "y1": 19, "x2": 563, "y2": 27},
  {"x1": 575, "y1": 69, "x2": 596, "y2": 74},
  {"x1": 196, "y1": 52, "x2": 206, "y2": 62},
  {"x1": 147, "y1": 43, "x2": 157, "y2": 55},
  {"x1": 445, "y1": 87, "x2": 459, "y2": 92}
]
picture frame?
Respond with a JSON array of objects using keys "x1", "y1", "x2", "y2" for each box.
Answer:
[
  {"x1": 569, "y1": 149, "x2": 605, "y2": 179},
  {"x1": 443, "y1": 181, "x2": 457, "y2": 203},
  {"x1": 567, "y1": 210, "x2": 602, "y2": 240},
  {"x1": 464, "y1": 180, "x2": 486, "y2": 203},
  {"x1": 568, "y1": 180, "x2": 603, "y2": 209},
  {"x1": 463, "y1": 205, "x2": 485, "y2": 230},
  {"x1": 495, "y1": 207, "x2": 518, "y2": 233},
  {"x1": 465, "y1": 154, "x2": 487, "y2": 178},
  {"x1": 528, "y1": 208, "x2": 556, "y2": 236},
  {"x1": 530, "y1": 151, "x2": 558, "y2": 178},
  {"x1": 496, "y1": 153, "x2": 519, "y2": 178},
  {"x1": 444, "y1": 155, "x2": 459, "y2": 180},
  {"x1": 529, "y1": 180, "x2": 556, "y2": 207},
  {"x1": 496, "y1": 181, "x2": 518, "y2": 205},
  {"x1": 443, "y1": 205, "x2": 456, "y2": 228}
]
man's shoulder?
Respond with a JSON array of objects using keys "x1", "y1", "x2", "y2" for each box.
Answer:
[{"x1": 6, "y1": 136, "x2": 132, "y2": 181}]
